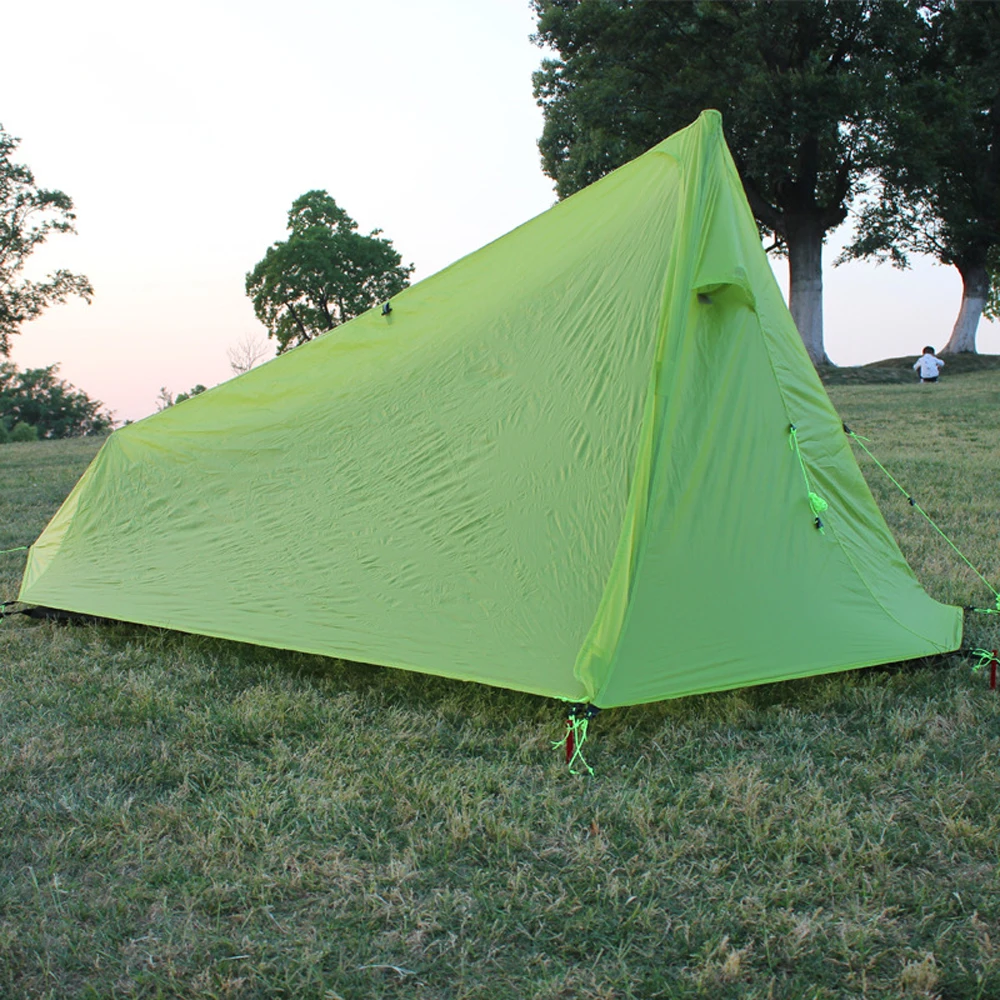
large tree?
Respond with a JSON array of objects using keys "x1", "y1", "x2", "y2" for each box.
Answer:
[
  {"x1": 246, "y1": 190, "x2": 413, "y2": 354},
  {"x1": 0, "y1": 127, "x2": 93, "y2": 355},
  {"x1": 841, "y1": 0, "x2": 1000, "y2": 354},
  {"x1": 532, "y1": 0, "x2": 922, "y2": 364}
]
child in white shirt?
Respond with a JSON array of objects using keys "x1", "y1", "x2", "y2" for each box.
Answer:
[{"x1": 913, "y1": 346, "x2": 944, "y2": 383}]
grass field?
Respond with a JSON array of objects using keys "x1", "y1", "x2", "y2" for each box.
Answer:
[{"x1": 1, "y1": 370, "x2": 999, "y2": 999}]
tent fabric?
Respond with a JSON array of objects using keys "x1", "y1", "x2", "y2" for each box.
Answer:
[{"x1": 19, "y1": 111, "x2": 962, "y2": 707}]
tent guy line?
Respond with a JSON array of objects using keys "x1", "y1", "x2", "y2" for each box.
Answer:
[{"x1": 844, "y1": 424, "x2": 1000, "y2": 615}]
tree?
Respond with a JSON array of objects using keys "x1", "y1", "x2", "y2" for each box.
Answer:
[
  {"x1": 0, "y1": 126, "x2": 93, "y2": 355},
  {"x1": 841, "y1": 1, "x2": 1000, "y2": 354},
  {"x1": 227, "y1": 332, "x2": 271, "y2": 374},
  {"x1": 155, "y1": 384, "x2": 207, "y2": 410},
  {"x1": 0, "y1": 362, "x2": 112, "y2": 438},
  {"x1": 176, "y1": 384, "x2": 207, "y2": 404},
  {"x1": 245, "y1": 191, "x2": 413, "y2": 354},
  {"x1": 532, "y1": 0, "x2": 923, "y2": 364}
]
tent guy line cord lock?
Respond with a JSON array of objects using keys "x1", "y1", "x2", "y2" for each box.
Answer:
[
  {"x1": 788, "y1": 425, "x2": 828, "y2": 533},
  {"x1": 843, "y1": 423, "x2": 1000, "y2": 616}
]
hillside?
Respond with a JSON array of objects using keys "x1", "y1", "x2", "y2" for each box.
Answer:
[{"x1": 820, "y1": 352, "x2": 1000, "y2": 385}]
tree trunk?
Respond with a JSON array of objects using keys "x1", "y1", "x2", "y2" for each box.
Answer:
[
  {"x1": 786, "y1": 219, "x2": 829, "y2": 365},
  {"x1": 941, "y1": 261, "x2": 988, "y2": 354}
]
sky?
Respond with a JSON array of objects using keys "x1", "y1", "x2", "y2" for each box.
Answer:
[{"x1": 5, "y1": 0, "x2": 999, "y2": 424}]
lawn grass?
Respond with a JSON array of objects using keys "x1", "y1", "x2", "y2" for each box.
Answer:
[{"x1": 1, "y1": 370, "x2": 999, "y2": 999}]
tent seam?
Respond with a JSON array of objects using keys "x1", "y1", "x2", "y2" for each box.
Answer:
[{"x1": 573, "y1": 150, "x2": 696, "y2": 705}]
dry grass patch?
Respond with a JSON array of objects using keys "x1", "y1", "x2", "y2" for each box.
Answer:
[{"x1": 1, "y1": 372, "x2": 1000, "y2": 998}]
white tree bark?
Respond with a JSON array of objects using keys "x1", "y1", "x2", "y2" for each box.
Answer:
[
  {"x1": 787, "y1": 222, "x2": 829, "y2": 365},
  {"x1": 941, "y1": 263, "x2": 987, "y2": 354}
]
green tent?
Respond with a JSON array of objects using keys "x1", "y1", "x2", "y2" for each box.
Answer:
[{"x1": 19, "y1": 111, "x2": 961, "y2": 707}]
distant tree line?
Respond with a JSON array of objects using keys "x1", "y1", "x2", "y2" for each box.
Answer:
[
  {"x1": 151, "y1": 334, "x2": 272, "y2": 414},
  {"x1": 533, "y1": 0, "x2": 1000, "y2": 361},
  {"x1": 0, "y1": 362, "x2": 112, "y2": 441},
  {"x1": 155, "y1": 384, "x2": 207, "y2": 410}
]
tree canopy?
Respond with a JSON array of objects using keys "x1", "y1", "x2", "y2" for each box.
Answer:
[
  {"x1": 532, "y1": 0, "x2": 923, "y2": 364},
  {"x1": 840, "y1": 0, "x2": 1000, "y2": 353},
  {"x1": 0, "y1": 362, "x2": 111, "y2": 438},
  {"x1": 0, "y1": 127, "x2": 93, "y2": 355},
  {"x1": 246, "y1": 191, "x2": 413, "y2": 354}
]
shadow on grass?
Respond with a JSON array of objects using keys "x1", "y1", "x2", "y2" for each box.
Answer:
[{"x1": 13, "y1": 611, "x2": 981, "y2": 750}]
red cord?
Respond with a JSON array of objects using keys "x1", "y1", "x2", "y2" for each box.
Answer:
[{"x1": 565, "y1": 720, "x2": 575, "y2": 763}]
